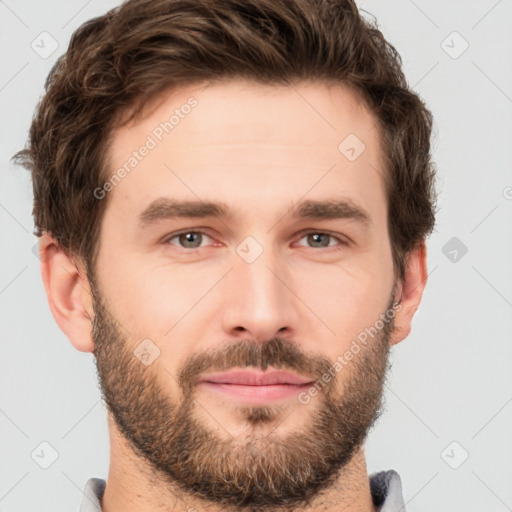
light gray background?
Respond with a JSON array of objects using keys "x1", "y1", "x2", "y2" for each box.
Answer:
[{"x1": 1, "y1": 1, "x2": 511, "y2": 511}]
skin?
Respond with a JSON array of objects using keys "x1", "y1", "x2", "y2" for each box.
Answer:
[{"x1": 39, "y1": 79, "x2": 428, "y2": 512}]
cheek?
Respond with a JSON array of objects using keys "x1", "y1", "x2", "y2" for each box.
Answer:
[
  {"x1": 95, "y1": 260, "x2": 199, "y2": 386},
  {"x1": 288, "y1": 256, "x2": 391, "y2": 352},
  {"x1": 94, "y1": 251, "x2": 171, "y2": 336},
  {"x1": 100, "y1": 258, "x2": 225, "y2": 349}
]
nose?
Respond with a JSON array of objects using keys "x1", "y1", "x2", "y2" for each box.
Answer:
[{"x1": 221, "y1": 241, "x2": 300, "y2": 343}]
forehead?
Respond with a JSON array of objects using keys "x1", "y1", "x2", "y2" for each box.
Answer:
[
  {"x1": 130, "y1": 79, "x2": 377, "y2": 146},
  {"x1": 104, "y1": 79, "x2": 386, "y2": 228}
]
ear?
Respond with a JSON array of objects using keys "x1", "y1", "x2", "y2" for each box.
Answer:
[
  {"x1": 389, "y1": 241, "x2": 428, "y2": 346},
  {"x1": 39, "y1": 234, "x2": 95, "y2": 353}
]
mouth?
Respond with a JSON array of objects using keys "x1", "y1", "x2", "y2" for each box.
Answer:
[{"x1": 198, "y1": 369, "x2": 315, "y2": 403}]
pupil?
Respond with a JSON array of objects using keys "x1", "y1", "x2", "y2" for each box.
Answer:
[{"x1": 181, "y1": 232, "x2": 200, "y2": 247}]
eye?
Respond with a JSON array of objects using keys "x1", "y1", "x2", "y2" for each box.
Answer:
[
  {"x1": 295, "y1": 231, "x2": 347, "y2": 249},
  {"x1": 164, "y1": 230, "x2": 214, "y2": 249},
  {"x1": 163, "y1": 229, "x2": 348, "y2": 251}
]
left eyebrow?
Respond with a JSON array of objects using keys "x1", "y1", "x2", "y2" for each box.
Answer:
[{"x1": 289, "y1": 198, "x2": 371, "y2": 227}]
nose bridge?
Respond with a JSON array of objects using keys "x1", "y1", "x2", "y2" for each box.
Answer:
[{"x1": 222, "y1": 234, "x2": 298, "y2": 340}]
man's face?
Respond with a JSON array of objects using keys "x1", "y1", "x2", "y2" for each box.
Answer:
[{"x1": 90, "y1": 80, "x2": 400, "y2": 510}]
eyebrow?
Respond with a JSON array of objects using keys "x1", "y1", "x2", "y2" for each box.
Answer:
[{"x1": 138, "y1": 197, "x2": 371, "y2": 228}]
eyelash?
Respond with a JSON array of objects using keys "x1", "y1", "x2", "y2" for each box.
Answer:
[{"x1": 163, "y1": 229, "x2": 349, "y2": 251}]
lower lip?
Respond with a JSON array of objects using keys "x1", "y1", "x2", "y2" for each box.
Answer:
[{"x1": 199, "y1": 381, "x2": 313, "y2": 403}]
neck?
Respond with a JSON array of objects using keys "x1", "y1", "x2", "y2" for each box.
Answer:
[{"x1": 101, "y1": 418, "x2": 377, "y2": 512}]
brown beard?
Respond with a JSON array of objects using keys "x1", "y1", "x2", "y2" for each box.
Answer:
[{"x1": 91, "y1": 279, "x2": 396, "y2": 512}]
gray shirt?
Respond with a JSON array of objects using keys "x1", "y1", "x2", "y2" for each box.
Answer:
[{"x1": 79, "y1": 470, "x2": 406, "y2": 512}]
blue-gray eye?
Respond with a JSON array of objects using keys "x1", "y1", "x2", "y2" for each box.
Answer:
[{"x1": 167, "y1": 231, "x2": 212, "y2": 249}]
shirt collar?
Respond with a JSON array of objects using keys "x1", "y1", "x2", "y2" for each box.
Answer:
[{"x1": 79, "y1": 469, "x2": 406, "y2": 512}]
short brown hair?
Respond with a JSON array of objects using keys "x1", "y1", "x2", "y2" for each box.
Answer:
[{"x1": 13, "y1": 0, "x2": 437, "y2": 281}]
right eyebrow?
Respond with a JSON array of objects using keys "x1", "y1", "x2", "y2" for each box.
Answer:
[{"x1": 139, "y1": 198, "x2": 234, "y2": 227}]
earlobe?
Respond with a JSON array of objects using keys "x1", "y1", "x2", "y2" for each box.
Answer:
[
  {"x1": 39, "y1": 234, "x2": 95, "y2": 353},
  {"x1": 389, "y1": 241, "x2": 428, "y2": 346}
]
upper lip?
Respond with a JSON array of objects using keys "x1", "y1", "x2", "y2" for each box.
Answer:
[{"x1": 199, "y1": 369, "x2": 314, "y2": 386}]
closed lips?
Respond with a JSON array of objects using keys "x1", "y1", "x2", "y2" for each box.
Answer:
[{"x1": 200, "y1": 370, "x2": 314, "y2": 386}]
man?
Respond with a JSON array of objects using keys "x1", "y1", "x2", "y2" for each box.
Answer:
[{"x1": 14, "y1": 0, "x2": 437, "y2": 510}]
